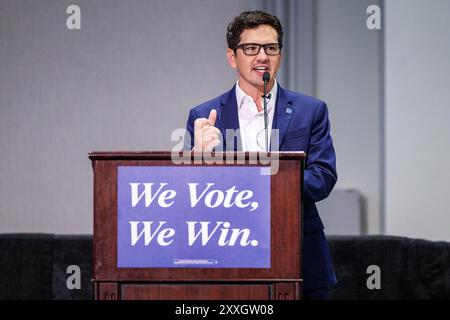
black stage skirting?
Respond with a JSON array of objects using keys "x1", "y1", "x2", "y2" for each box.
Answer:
[{"x1": 0, "y1": 234, "x2": 448, "y2": 300}]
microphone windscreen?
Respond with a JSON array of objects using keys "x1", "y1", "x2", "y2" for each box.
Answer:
[{"x1": 263, "y1": 72, "x2": 270, "y2": 82}]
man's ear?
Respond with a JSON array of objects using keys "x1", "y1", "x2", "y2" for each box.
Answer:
[{"x1": 226, "y1": 48, "x2": 237, "y2": 69}]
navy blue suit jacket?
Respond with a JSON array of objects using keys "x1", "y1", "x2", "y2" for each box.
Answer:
[{"x1": 185, "y1": 84, "x2": 338, "y2": 292}]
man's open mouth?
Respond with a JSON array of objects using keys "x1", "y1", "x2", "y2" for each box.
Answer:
[{"x1": 253, "y1": 66, "x2": 270, "y2": 75}]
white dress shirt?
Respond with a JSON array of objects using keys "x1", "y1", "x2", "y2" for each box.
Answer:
[{"x1": 236, "y1": 80, "x2": 278, "y2": 151}]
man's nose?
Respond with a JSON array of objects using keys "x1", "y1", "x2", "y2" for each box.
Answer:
[{"x1": 256, "y1": 47, "x2": 269, "y2": 61}]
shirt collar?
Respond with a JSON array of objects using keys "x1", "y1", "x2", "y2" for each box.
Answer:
[{"x1": 236, "y1": 79, "x2": 278, "y2": 112}]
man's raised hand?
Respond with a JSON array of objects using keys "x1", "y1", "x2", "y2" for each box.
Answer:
[{"x1": 193, "y1": 109, "x2": 221, "y2": 152}]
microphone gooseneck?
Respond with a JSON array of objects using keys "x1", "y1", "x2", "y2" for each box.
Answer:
[{"x1": 262, "y1": 72, "x2": 270, "y2": 151}]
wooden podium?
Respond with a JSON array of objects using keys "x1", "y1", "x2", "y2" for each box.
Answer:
[{"x1": 89, "y1": 151, "x2": 305, "y2": 300}]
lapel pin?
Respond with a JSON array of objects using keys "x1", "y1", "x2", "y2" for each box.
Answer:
[{"x1": 285, "y1": 106, "x2": 293, "y2": 115}]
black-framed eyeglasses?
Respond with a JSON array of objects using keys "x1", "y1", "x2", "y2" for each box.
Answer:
[{"x1": 234, "y1": 43, "x2": 282, "y2": 56}]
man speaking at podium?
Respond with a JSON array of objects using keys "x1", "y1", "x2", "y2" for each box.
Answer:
[{"x1": 185, "y1": 10, "x2": 337, "y2": 300}]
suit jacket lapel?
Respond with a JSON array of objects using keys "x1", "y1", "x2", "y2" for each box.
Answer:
[
  {"x1": 219, "y1": 85, "x2": 240, "y2": 151},
  {"x1": 272, "y1": 84, "x2": 294, "y2": 150}
]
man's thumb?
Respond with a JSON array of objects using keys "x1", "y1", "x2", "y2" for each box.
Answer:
[{"x1": 208, "y1": 109, "x2": 217, "y2": 126}]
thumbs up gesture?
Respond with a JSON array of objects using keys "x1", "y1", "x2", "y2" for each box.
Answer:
[{"x1": 193, "y1": 109, "x2": 221, "y2": 152}]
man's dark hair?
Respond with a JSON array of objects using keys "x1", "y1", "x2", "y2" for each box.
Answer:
[{"x1": 227, "y1": 10, "x2": 283, "y2": 50}]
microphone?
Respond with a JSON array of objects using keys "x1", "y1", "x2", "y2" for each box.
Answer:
[{"x1": 262, "y1": 72, "x2": 270, "y2": 151}]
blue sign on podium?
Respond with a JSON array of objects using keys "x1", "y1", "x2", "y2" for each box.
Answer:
[{"x1": 117, "y1": 166, "x2": 271, "y2": 268}]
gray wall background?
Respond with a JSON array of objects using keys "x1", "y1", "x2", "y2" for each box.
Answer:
[
  {"x1": 0, "y1": 0, "x2": 250, "y2": 233},
  {"x1": 1, "y1": 0, "x2": 449, "y2": 241},
  {"x1": 315, "y1": 0, "x2": 383, "y2": 235},
  {"x1": 385, "y1": 0, "x2": 450, "y2": 241}
]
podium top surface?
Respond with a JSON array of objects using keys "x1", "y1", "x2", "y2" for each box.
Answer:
[{"x1": 88, "y1": 151, "x2": 306, "y2": 161}]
